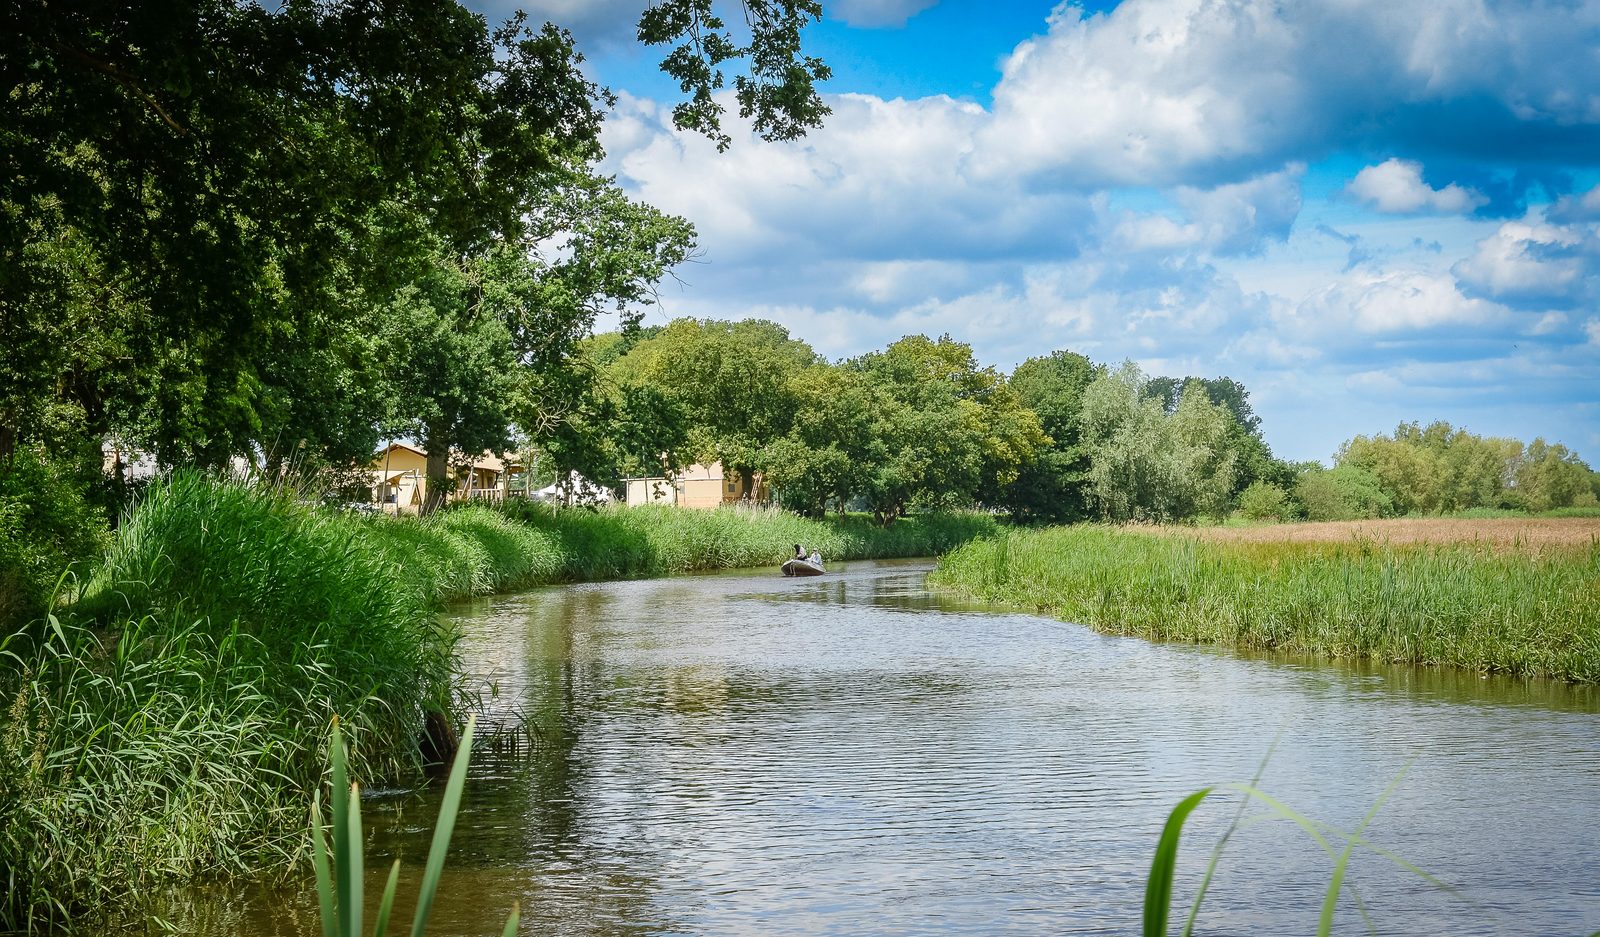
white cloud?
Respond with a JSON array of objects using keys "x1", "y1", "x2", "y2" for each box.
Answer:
[
  {"x1": 972, "y1": 0, "x2": 1600, "y2": 186},
  {"x1": 1296, "y1": 270, "x2": 1505, "y2": 334},
  {"x1": 1548, "y1": 184, "x2": 1600, "y2": 223},
  {"x1": 1347, "y1": 159, "x2": 1487, "y2": 214},
  {"x1": 1452, "y1": 219, "x2": 1595, "y2": 307}
]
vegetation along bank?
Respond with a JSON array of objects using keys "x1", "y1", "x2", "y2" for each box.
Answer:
[
  {"x1": 0, "y1": 472, "x2": 994, "y2": 930},
  {"x1": 931, "y1": 522, "x2": 1600, "y2": 684}
]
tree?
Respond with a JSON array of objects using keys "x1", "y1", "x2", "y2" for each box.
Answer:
[
  {"x1": 760, "y1": 365, "x2": 890, "y2": 517},
  {"x1": 383, "y1": 248, "x2": 518, "y2": 513},
  {"x1": 610, "y1": 318, "x2": 819, "y2": 492},
  {"x1": 4, "y1": 0, "x2": 825, "y2": 475},
  {"x1": 998, "y1": 350, "x2": 1101, "y2": 524},
  {"x1": 850, "y1": 335, "x2": 1047, "y2": 521},
  {"x1": 1295, "y1": 464, "x2": 1393, "y2": 521},
  {"x1": 1079, "y1": 363, "x2": 1238, "y2": 523},
  {"x1": 1516, "y1": 439, "x2": 1594, "y2": 512}
]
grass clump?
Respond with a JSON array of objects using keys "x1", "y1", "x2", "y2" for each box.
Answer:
[
  {"x1": 931, "y1": 526, "x2": 1600, "y2": 682},
  {"x1": 490, "y1": 500, "x2": 996, "y2": 582},
  {"x1": 2, "y1": 473, "x2": 456, "y2": 929}
]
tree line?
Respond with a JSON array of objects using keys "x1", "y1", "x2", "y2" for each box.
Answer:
[{"x1": 537, "y1": 317, "x2": 1599, "y2": 528}]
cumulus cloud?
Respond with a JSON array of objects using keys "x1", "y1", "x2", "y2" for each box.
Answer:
[
  {"x1": 1347, "y1": 159, "x2": 1487, "y2": 214},
  {"x1": 605, "y1": 92, "x2": 1093, "y2": 266},
  {"x1": 1295, "y1": 270, "x2": 1506, "y2": 336},
  {"x1": 1548, "y1": 184, "x2": 1600, "y2": 224},
  {"x1": 569, "y1": 1, "x2": 1600, "y2": 461},
  {"x1": 973, "y1": 0, "x2": 1600, "y2": 187},
  {"x1": 1453, "y1": 219, "x2": 1600, "y2": 308}
]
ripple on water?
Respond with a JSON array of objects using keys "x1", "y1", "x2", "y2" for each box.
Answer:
[{"x1": 158, "y1": 560, "x2": 1600, "y2": 937}]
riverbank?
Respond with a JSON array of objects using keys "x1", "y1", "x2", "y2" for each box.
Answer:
[
  {"x1": 0, "y1": 474, "x2": 995, "y2": 930},
  {"x1": 930, "y1": 524, "x2": 1600, "y2": 683}
]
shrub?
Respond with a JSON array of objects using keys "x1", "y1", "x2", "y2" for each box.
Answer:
[
  {"x1": 0, "y1": 449, "x2": 110, "y2": 628},
  {"x1": 1295, "y1": 465, "x2": 1393, "y2": 521},
  {"x1": 1235, "y1": 481, "x2": 1295, "y2": 521}
]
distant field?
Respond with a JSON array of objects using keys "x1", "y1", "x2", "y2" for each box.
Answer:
[{"x1": 1178, "y1": 516, "x2": 1600, "y2": 551}]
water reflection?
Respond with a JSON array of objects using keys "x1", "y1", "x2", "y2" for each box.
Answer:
[{"x1": 148, "y1": 560, "x2": 1600, "y2": 936}]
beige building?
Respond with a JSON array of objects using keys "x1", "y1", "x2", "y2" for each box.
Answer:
[
  {"x1": 623, "y1": 461, "x2": 766, "y2": 509},
  {"x1": 369, "y1": 443, "x2": 527, "y2": 514}
]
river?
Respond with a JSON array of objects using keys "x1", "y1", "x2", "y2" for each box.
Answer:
[{"x1": 165, "y1": 559, "x2": 1600, "y2": 936}]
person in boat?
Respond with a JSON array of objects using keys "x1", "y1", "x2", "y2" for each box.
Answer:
[
  {"x1": 794, "y1": 543, "x2": 805, "y2": 560},
  {"x1": 808, "y1": 549, "x2": 822, "y2": 565}
]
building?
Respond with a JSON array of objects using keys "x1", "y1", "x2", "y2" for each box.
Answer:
[
  {"x1": 622, "y1": 461, "x2": 766, "y2": 509},
  {"x1": 369, "y1": 443, "x2": 528, "y2": 514}
]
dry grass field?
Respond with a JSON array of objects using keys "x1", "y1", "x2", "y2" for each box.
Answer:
[{"x1": 1175, "y1": 516, "x2": 1600, "y2": 552}]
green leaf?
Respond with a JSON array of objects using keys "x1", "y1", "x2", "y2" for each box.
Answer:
[
  {"x1": 1144, "y1": 787, "x2": 1214, "y2": 937},
  {"x1": 409, "y1": 715, "x2": 477, "y2": 937}
]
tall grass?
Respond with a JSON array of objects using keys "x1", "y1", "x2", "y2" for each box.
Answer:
[
  {"x1": 931, "y1": 526, "x2": 1600, "y2": 682},
  {"x1": 1, "y1": 475, "x2": 992, "y2": 930},
  {"x1": 2, "y1": 474, "x2": 455, "y2": 930}
]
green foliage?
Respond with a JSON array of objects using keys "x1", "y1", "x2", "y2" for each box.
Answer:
[
  {"x1": 849, "y1": 334, "x2": 1048, "y2": 524},
  {"x1": 636, "y1": 0, "x2": 830, "y2": 149},
  {"x1": 1236, "y1": 481, "x2": 1296, "y2": 521},
  {"x1": 1331, "y1": 421, "x2": 1595, "y2": 517},
  {"x1": 932, "y1": 526, "x2": 1600, "y2": 682},
  {"x1": 997, "y1": 350, "x2": 1100, "y2": 524},
  {"x1": 0, "y1": 450, "x2": 111, "y2": 628},
  {"x1": 2, "y1": 476, "x2": 458, "y2": 927},
  {"x1": 1079, "y1": 363, "x2": 1238, "y2": 523},
  {"x1": 1295, "y1": 465, "x2": 1394, "y2": 521},
  {"x1": 1516, "y1": 438, "x2": 1595, "y2": 512},
  {"x1": 610, "y1": 318, "x2": 819, "y2": 480},
  {"x1": 4, "y1": 0, "x2": 799, "y2": 481}
]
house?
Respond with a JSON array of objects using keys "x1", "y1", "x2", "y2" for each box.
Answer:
[
  {"x1": 622, "y1": 461, "x2": 766, "y2": 509},
  {"x1": 369, "y1": 443, "x2": 529, "y2": 514}
]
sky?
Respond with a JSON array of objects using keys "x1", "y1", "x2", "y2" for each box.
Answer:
[{"x1": 469, "y1": 0, "x2": 1599, "y2": 464}]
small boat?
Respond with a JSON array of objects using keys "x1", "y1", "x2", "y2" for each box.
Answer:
[{"x1": 781, "y1": 556, "x2": 825, "y2": 577}]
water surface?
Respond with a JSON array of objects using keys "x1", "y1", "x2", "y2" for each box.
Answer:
[{"x1": 165, "y1": 559, "x2": 1600, "y2": 935}]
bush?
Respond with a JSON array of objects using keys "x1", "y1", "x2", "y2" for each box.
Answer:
[
  {"x1": 1295, "y1": 465, "x2": 1393, "y2": 521},
  {"x1": 0, "y1": 449, "x2": 110, "y2": 628},
  {"x1": 1235, "y1": 481, "x2": 1295, "y2": 521}
]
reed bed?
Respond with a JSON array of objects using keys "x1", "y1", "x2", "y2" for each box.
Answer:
[
  {"x1": 931, "y1": 526, "x2": 1600, "y2": 683},
  {"x1": 1178, "y1": 516, "x2": 1600, "y2": 551},
  {"x1": 1, "y1": 475, "x2": 992, "y2": 930}
]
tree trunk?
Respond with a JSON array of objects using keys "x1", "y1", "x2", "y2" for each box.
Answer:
[{"x1": 422, "y1": 430, "x2": 451, "y2": 515}]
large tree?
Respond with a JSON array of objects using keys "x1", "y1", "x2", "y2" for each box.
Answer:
[
  {"x1": 3, "y1": 0, "x2": 826, "y2": 476},
  {"x1": 849, "y1": 335, "x2": 1046, "y2": 523},
  {"x1": 609, "y1": 318, "x2": 819, "y2": 492}
]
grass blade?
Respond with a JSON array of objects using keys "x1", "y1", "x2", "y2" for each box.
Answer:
[
  {"x1": 330, "y1": 721, "x2": 351, "y2": 937},
  {"x1": 1318, "y1": 762, "x2": 1410, "y2": 937},
  {"x1": 310, "y1": 791, "x2": 337, "y2": 937},
  {"x1": 346, "y1": 782, "x2": 364, "y2": 937},
  {"x1": 1144, "y1": 787, "x2": 1213, "y2": 937},
  {"x1": 499, "y1": 901, "x2": 520, "y2": 937},
  {"x1": 409, "y1": 715, "x2": 477, "y2": 937},
  {"x1": 1182, "y1": 735, "x2": 1280, "y2": 936},
  {"x1": 372, "y1": 859, "x2": 400, "y2": 937}
]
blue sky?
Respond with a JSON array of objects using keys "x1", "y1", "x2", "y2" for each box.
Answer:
[{"x1": 477, "y1": 0, "x2": 1599, "y2": 464}]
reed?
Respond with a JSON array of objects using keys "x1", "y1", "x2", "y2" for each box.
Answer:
[
  {"x1": 931, "y1": 525, "x2": 1600, "y2": 682},
  {"x1": 2, "y1": 474, "x2": 455, "y2": 929}
]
